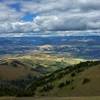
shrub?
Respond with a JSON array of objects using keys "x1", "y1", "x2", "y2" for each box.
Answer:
[
  {"x1": 58, "y1": 82, "x2": 65, "y2": 88},
  {"x1": 71, "y1": 86, "x2": 74, "y2": 90},
  {"x1": 65, "y1": 80, "x2": 70, "y2": 85},
  {"x1": 41, "y1": 83, "x2": 54, "y2": 92},
  {"x1": 71, "y1": 72, "x2": 76, "y2": 77},
  {"x1": 82, "y1": 78, "x2": 90, "y2": 84}
]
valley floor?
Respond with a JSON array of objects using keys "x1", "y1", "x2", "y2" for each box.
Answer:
[{"x1": 0, "y1": 97, "x2": 100, "y2": 100}]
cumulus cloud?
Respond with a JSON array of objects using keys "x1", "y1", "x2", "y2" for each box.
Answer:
[
  {"x1": 0, "y1": 22, "x2": 38, "y2": 33},
  {"x1": 33, "y1": 11, "x2": 100, "y2": 31},
  {"x1": 0, "y1": 0, "x2": 100, "y2": 35},
  {"x1": 0, "y1": 2, "x2": 23, "y2": 22},
  {"x1": 21, "y1": 0, "x2": 100, "y2": 14}
]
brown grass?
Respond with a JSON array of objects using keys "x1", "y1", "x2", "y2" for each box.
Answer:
[{"x1": 0, "y1": 97, "x2": 100, "y2": 100}]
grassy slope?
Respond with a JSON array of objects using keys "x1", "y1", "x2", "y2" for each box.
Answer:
[
  {"x1": 34, "y1": 61, "x2": 100, "y2": 96},
  {"x1": 0, "y1": 54, "x2": 83, "y2": 80},
  {"x1": 0, "y1": 97, "x2": 100, "y2": 100},
  {"x1": 4, "y1": 53, "x2": 84, "y2": 66},
  {"x1": 0, "y1": 54, "x2": 99, "y2": 97},
  {"x1": 0, "y1": 59, "x2": 42, "y2": 80}
]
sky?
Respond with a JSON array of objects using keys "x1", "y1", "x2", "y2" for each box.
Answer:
[{"x1": 0, "y1": 0, "x2": 100, "y2": 36}]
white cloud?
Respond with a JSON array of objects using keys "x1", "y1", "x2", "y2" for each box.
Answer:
[
  {"x1": 0, "y1": 3, "x2": 23, "y2": 22},
  {"x1": 0, "y1": 0, "x2": 100, "y2": 36},
  {"x1": 33, "y1": 11, "x2": 100, "y2": 31},
  {"x1": 0, "y1": 22, "x2": 38, "y2": 33},
  {"x1": 21, "y1": 0, "x2": 100, "y2": 14}
]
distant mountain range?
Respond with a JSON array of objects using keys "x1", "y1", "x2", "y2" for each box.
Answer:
[{"x1": 0, "y1": 36, "x2": 100, "y2": 59}]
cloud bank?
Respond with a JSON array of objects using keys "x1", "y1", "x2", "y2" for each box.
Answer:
[{"x1": 0, "y1": 0, "x2": 100, "y2": 36}]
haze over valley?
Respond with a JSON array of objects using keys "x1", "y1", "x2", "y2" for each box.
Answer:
[{"x1": 0, "y1": 36, "x2": 100, "y2": 60}]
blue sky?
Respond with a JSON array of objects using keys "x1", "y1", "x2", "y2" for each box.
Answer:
[
  {"x1": 0, "y1": 0, "x2": 100, "y2": 36},
  {"x1": 9, "y1": 2, "x2": 21, "y2": 12}
]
